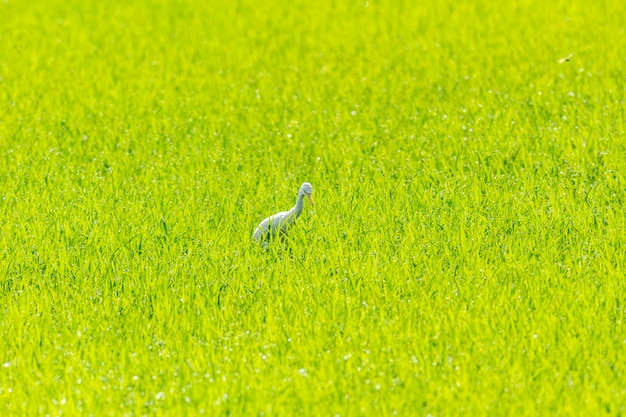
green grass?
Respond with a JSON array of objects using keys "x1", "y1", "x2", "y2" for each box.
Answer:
[{"x1": 1, "y1": 0, "x2": 626, "y2": 415}]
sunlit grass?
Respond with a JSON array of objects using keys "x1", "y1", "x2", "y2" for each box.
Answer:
[{"x1": 1, "y1": 0, "x2": 626, "y2": 415}]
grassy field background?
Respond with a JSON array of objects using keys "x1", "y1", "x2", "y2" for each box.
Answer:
[{"x1": 1, "y1": 0, "x2": 626, "y2": 415}]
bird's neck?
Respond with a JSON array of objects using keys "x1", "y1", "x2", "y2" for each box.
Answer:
[{"x1": 292, "y1": 192, "x2": 305, "y2": 217}]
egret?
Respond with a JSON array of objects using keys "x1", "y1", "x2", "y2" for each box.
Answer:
[{"x1": 252, "y1": 182, "x2": 314, "y2": 242}]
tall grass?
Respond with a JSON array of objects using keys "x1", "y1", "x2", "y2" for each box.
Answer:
[{"x1": 1, "y1": 0, "x2": 626, "y2": 415}]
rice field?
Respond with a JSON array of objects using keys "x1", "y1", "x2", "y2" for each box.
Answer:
[{"x1": 1, "y1": 0, "x2": 626, "y2": 415}]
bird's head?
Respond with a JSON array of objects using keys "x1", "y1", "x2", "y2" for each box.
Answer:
[{"x1": 301, "y1": 182, "x2": 314, "y2": 206}]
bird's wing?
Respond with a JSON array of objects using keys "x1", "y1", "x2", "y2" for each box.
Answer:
[
  {"x1": 269, "y1": 210, "x2": 297, "y2": 229},
  {"x1": 266, "y1": 211, "x2": 285, "y2": 227},
  {"x1": 253, "y1": 210, "x2": 297, "y2": 241}
]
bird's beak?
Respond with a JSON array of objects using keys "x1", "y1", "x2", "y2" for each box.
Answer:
[{"x1": 306, "y1": 194, "x2": 314, "y2": 207}]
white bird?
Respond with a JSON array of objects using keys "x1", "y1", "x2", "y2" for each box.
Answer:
[{"x1": 252, "y1": 182, "x2": 314, "y2": 242}]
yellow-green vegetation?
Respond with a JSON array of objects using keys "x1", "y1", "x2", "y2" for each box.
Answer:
[{"x1": 1, "y1": 0, "x2": 626, "y2": 415}]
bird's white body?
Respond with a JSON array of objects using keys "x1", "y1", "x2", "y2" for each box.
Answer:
[{"x1": 252, "y1": 182, "x2": 314, "y2": 242}]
